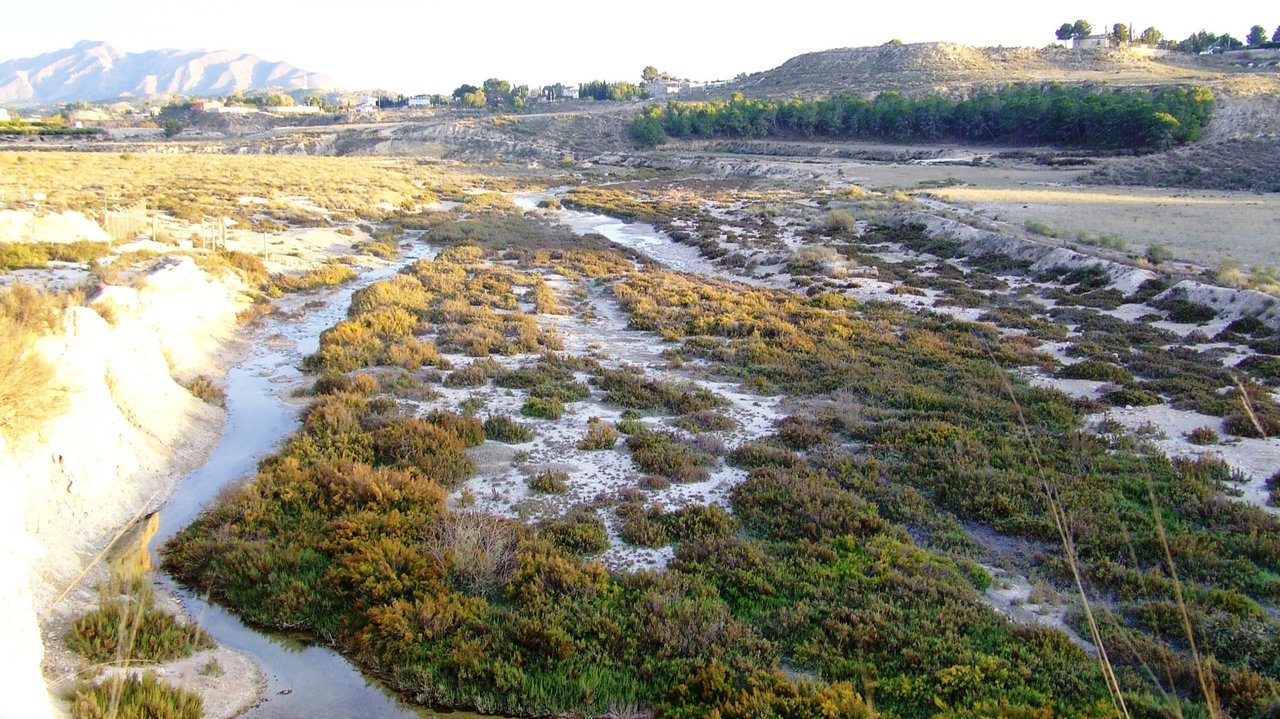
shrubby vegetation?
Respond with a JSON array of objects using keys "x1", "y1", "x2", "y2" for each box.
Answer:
[
  {"x1": 166, "y1": 204, "x2": 1280, "y2": 718},
  {"x1": 631, "y1": 84, "x2": 1215, "y2": 151},
  {"x1": 73, "y1": 672, "x2": 202, "y2": 719}
]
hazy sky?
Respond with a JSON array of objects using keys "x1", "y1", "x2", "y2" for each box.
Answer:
[{"x1": 5, "y1": 1, "x2": 1275, "y2": 93}]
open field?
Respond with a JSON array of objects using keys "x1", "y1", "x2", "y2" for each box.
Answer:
[
  {"x1": 929, "y1": 183, "x2": 1280, "y2": 269},
  {"x1": 654, "y1": 146, "x2": 1279, "y2": 271}
]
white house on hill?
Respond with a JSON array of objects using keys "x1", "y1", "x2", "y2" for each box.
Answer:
[{"x1": 1073, "y1": 34, "x2": 1113, "y2": 49}]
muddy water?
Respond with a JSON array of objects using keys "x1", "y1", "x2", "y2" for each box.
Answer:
[{"x1": 148, "y1": 238, "x2": 484, "y2": 719}]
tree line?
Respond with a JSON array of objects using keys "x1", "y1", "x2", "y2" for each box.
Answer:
[
  {"x1": 1054, "y1": 18, "x2": 1280, "y2": 52},
  {"x1": 629, "y1": 84, "x2": 1215, "y2": 151}
]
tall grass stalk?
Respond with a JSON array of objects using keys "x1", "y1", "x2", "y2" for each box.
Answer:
[
  {"x1": 1146, "y1": 477, "x2": 1221, "y2": 718},
  {"x1": 989, "y1": 345, "x2": 1131, "y2": 719}
]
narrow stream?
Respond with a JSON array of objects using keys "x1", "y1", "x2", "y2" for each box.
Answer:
[
  {"x1": 148, "y1": 239, "x2": 470, "y2": 719},
  {"x1": 512, "y1": 190, "x2": 755, "y2": 282}
]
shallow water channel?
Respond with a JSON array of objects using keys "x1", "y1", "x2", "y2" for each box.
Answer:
[
  {"x1": 145, "y1": 198, "x2": 740, "y2": 717},
  {"x1": 145, "y1": 241, "x2": 481, "y2": 719}
]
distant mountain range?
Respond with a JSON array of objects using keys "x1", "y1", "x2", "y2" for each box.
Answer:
[{"x1": 0, "y1": 40, "x2": 337, "y2": 104}]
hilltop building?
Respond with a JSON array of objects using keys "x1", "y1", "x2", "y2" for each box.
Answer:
[{"x1": 1073, "y1": 34, "x2": 1113, "y2": 49}]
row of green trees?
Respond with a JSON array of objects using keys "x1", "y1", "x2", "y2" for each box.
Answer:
[
  {"x1": 578, "y1": 79, "x2": 648, "y2": 102},
  {"x1": 1174, "y1": 26, "x2": 1280, "y2": 53},
  {"x1": 630, "y1": 84, "x2": 1214, "y2": 151},
  {"x1": 1054, "y1": 20, "x2": 1280, "y2": 51}
]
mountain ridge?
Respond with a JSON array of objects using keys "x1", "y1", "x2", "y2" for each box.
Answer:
[{"x1": 0, "y1": 41, "x2": 338, "y2": 104}]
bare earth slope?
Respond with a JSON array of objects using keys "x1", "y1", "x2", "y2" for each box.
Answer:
[{"x1": 729, "y1": 42, "x2": 1264, "y2": 98}]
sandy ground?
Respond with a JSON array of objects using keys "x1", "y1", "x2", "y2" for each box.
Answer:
[{"x1": 408, "y1": 274, "x2": 784, "y2": 572}]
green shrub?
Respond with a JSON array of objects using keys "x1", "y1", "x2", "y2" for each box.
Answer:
[
  {"x1": 1237, "y1": 354, "x2": 1280, "y2": 384},
  {"x1": 627, "y1": 430, "x2": 714, "y2": 483},
  {"x1": 483, "y1": 414, "x2": 534, "y2": 443},
  {"x1": 444, "y1": 358, "x2": 501, "y2": 387},
  {"x1": 521, "y1": 396, "x2": 564, "y2": 420},
  {"x1": 1223, "y1": 411, "x2": 1279, "y2": 438},
  {"x1": 541, "y1": 507, "x2": 608, "y2": 553},
  {"x1": 1059, "y1": 360, "x2": 1134, "y2": 383},
  {"x1": 1025, "y1": 220, "x2": 1062, "y2": 238},
  {"x1": 1184, "y1": 426, "x2": 1220, "y2": 445},
  {"x1": 727, "y1": 441, "x2": 803, "y2": 470},
  {"x1": 65, "y1": 588, "x2": 212, "y2": 664},
  {"x1": 528, "y1": 469, "x2": 569, "y2": 494},
  {"x1": 675, "y1": 410, "x2": 736, "y2": 433},
  {"x1": 1159, "y1": 296, "x2": 1217, "y2": 323},
  {"x1": 73, "y1": 673, "x2": 202, "y2": 719},
  {"x1": 1101, "y1": 386, "x2": 1164, "y2": 407},
  {"x1": 1266, "y1": 471, "x2": 1279, "y2": 506},
  {"x1": 775, "y1": 415, "x2": 830, "y2": 449},
  {"x1": 576, "y1": 417, "x2": 620, "y2": 450},
  {"x1": 617, "y1": 503, "x2": 669, "y2": 546},
  {"x1": 662, "y1": 504, "x2": 739, "y2": 542}
]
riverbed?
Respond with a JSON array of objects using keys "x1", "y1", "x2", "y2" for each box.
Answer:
[{"x1": 148, "y1": 237, "x2": 470, "y2": 719}]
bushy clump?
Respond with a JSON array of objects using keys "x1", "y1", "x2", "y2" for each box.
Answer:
[
  {"x1": 727, "y1": 441, "x2": 804, "y2": 470},
  {"x1": 444, "y1": 358, "x2": 502, "y2": 388},
  {"x1": 1158, "y1": 294, "x2": 1217, "y2": 324},
  {"x1": 184, "y1": 374, "x2": 227, "y2": 407},
  {"x1": 1267, "y1": 471, "x2": 1279, "y2": 507},
  {"x1": 675, "y1": 410, "x2": 736, "y2": 433},
  {"x1": 662, "y1": 504, "x2": 739, "y2": 543},
  {"x1": 595, "y1": 368, "x2": 726, "y2": 415},
  {"x1": 0, "y1": 240, "x2": 111, "y2": 270},
  {"x1": 312, "y1": 371, "x2": 378, "y2": 397},
  {"x1": 540, "y1": 506, "x2": 608, "y2": 554},
  {"x1": 618, "y1": 502, "x2": 739, "y2": 547},
  {"x1": 1184, "y1": 426, "x2": 1220, "y2": 445},
  {"x1": 521, "y1": 396, "x2": 565, "y2": 420},
  {"x1": 616, "y1": 414, "x2": 647, "y2": 435},
  {"x1": 369, "y1": 415, "x2": 478, "y2": 487},
  {"x1": 775, "y1": 415, "x2": 830, "y2": 450},
  {"x1": 617, "y1": 503, "x2": 670, "y2": 546},
  {"x1": 576, "y1": 417, "x2": 620, "y2": 450},
  {"x1": 1059, "y1": 359, "x2": 1134, "y2": 383},
  {"x1": 73, "y1": 673, "x2": 202, "y2": 719},
  {"x1": 483, "y1": 414, "x2": 534, "y2": 443},
  {"x1": 528, "y1": 469, "x2": 569, "y2": 494},
  {"x1": 1237, "y1": 354, "x2": 1280, "y2": 385},
  {"x1": 1223, "y1": 411, "x2": 1279, "y2": 438},
  {"x1": 1025, "y1": 219, "x2": 1062, "y2": 238},
  {"x1": 627, "y1": 430, "x2": 715, "y2": 483},
  {"x1": 65, "y1": 586, "x2": 213, "y2": 663},
  {"x1": 1101, "y1": 386, "x2": 1164, "y2": 407},
  {"x1": 272, "y1": 262, "x2": 358, "y2": 293}
]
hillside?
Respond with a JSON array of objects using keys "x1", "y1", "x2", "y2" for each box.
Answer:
[
  {"x1": 729, "y1": 41, "x2": 1271, "y2": 99},
  {"x1": 0, "y1": 40, "x2": 337, "y2": 103}
]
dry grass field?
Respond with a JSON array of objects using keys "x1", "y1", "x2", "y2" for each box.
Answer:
[
  {"x1": 0, "y1": 152, "x2": 473, "y2": 224},
  {"x1": 813, "y1": 159, "x2": 1278, "y2": 269},
  {"x1": 931, "y1": 183, "x2": 1280, "y2": 268}
]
